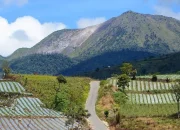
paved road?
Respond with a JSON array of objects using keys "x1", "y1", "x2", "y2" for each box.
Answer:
[{"x1": 86, "y1": 81, "x2": 108, "y2": 130}]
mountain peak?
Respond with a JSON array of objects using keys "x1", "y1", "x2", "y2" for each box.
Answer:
[{"x1": 121, "y1": 10, "x2": 138, "y2": 15}]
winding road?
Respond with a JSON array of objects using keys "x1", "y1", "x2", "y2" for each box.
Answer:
[{"x1": 86, "y1": 81, "x2": 108, "y2": 130}]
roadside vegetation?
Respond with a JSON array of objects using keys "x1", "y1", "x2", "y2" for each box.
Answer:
[{"x1": 96, "y1": 63, "x2": 180, "y2": 130}]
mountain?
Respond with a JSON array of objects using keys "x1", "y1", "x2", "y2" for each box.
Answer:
[
  {"x1": 70, "y1": 11, "x2": 180, "y2": 60},
  {"x1": 8, "y1": 11, "x2": 180, "y2": 61},
  {"x1": 61, "y1": 50, "x2": 155, "y2": 76},
  {"x1": 0, "y1": 55, "x2": 4, "y2": 61},
  {"x1": 79, "y1": 52, "x2": 180, "y2": 79},
  {"x1": 8, "y1": 25, "x2": 99, "y2": 60},
  {"x1": 7, "y1": 48, "x2": 29, "y2": 61},
  {"x1": 0, "y1": 56, "x2": 5, "y2": 72},
  {"x1": 3, "y1": 11, "x2": 180, "y2": 75}
]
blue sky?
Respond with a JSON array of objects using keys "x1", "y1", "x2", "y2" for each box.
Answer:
[
  {"x1": 0, "y1": 0, "x2": 180, "y2": 56},
  {"x1": 0, "y1": 0, "x2": 156, "y2": 28}
]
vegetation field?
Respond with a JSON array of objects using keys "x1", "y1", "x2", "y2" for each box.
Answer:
[
  {"x1": 14, "y1": 74, "x2": 91, "y2": 110},
  {"x1": 108, "y1": 78, "x2": 178, "y2": 117},
  {"x1": 138, "y1": 74, "x2": 180, "y2": 80},
  {"x1": 0, "y1": 74, "x2": 91, "y2": 129},
  {"x1": 96, "y1": 75, "x2": 180, "y2": 130}
]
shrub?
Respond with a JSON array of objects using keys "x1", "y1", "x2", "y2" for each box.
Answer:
[
  {"x1": 152, "y1": 75, "x2": 157, "y2": 82},
  {"x1": 104, "y1": 110, "x2": 109, "y2": 118}
]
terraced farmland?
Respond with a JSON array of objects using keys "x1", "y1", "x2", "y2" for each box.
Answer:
[
  {"x1": 137, "y1": 74, "x2": 180, "y2": 80},
  {"x1": 108, "y1": 78, "x2": 178, "y2": 117},
  {"x1": 0, "y1": 82, "x2": 25, "y2": 93},
  {"x1": 0, "y1": 81, "x2": 70, "y2": 130},
  {"x1": 0, "y1": 117, "x2": 68, "y2": 130}
]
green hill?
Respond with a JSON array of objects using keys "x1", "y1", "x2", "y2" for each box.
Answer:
[
  {"x1": 79, "y1": 52, "x2": 180, "y2": 79},
  {"x1": 134, "y1": 52, "x2": 180, "y2": 75},
  {"x1": 10, "y1": 54, "x2": 77, "y2": 75}
]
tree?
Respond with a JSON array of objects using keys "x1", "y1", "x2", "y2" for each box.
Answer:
[
  {"x1": 55, "y1": 75, "x2": 67, "y2": 93},
  {"x1": 120, "y1": 63, "x2": 137, "y2": 79},
  {"x1": 151, "y1": 75, "x2": 158, "y2": 82},
  {"x1": 65, "y1": 106, "x2": 90, "y2": 129},
  {"x1": 1, "y1": 61, "x2": 11, "y2": 78},
  {"x1": 172, "y1": 81, "x2": 180, "y2": 118},
  {"x1": 63, "y1": 85, "x2": 90, "y2": 129},
  {"x1": 117, "y1": 74, "x2": 130, "y2": 94},
  {"x1": 131, "y1": 68, "x2": 137, "y2": 80},
  {"x1": 120, "y1": 63, "x2": 133, "y2": 75},
  {"x1": 57, "y1": 75, "x2": 67, "y2": 86},
  {"x1": 54, "y1": 75, "x2": 67, "y2": 109}
]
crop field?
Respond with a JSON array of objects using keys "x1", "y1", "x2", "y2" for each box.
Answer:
[
  {"x1": 0, "y1": 82, "x2": 25, "y2": 93},
  {"x1": 14, "y1": 74, "x2": 91, "y2": 108},
  {"x1": 108, "y1": 79, "x2": 177, "y2": 91},
  {"x1": 0, "y1": 97, "x2": 62, "y2": 117},
  {"x1": 107, "y1": 78, "x2": 179, "y2": 117},
  {"x1": 0, "y1": 80, "x2": 71, "y2": 130},
  {"x1": 0, "y1": 117, "x2": 68, "y2": 130},
  {"x1": 137, "y1": 74, "x2": 180, "y2": 80}
]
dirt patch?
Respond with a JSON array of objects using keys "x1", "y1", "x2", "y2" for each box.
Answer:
[{"x1": 98, "y1": 93, "x2": 114, "y2": 110}]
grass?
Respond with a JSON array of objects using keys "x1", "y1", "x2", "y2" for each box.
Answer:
[
  {"x1": 120, "y1": 104, "x2": 177, "y2": 117},
  {"x1": 13, "y1": 74, "x2": 91, "y2": 109}
]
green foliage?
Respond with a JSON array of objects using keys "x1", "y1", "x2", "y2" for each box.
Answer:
[
  {"x1": 117, "y1": 74, "x2": 130, "y2": 93},
  {"x1": 100, "y1": 80, "x2": 108, "y2": 86},
  {"x1": 134, "y1": 52, "x2": 180, "y2": 75},
  {"x1": 10, "y1": 54, "x2": 77, "y2": 75},
  {"x1": 152, "y1": 75, "x2": 158, "y2": 82},
  {"x1": 113, "y1": 92, "x2": 128, "y2": 105},
  {"x1": 65, "y1": 106, "x2": 89, "y2": 129},
  {"x1": 14, "y1": 74, "x2": 90, "y2": 110},
  {"x1": 120, "y1": 63, "x2": 133, "y2": 75},
  {"x1": 120, "y1": 63, "x2": 137, "y2": 80},
  {"x1": 120, "y1": 104, "x2": 178, "y2": 117},
  {"x1": 1, "y1": 61, "x2": 11, "y2": 78},
  {"x1": 82, "y1": 51, "x2": 180, "y2": 79},
  {"x1": 104, "y1": 110, "x2": 109, "y2": 118},
  {"x1": 57, "y1": 75, "x2": 67, "y2": 84},
  {"x1": 177, "y1": 71, "x2": 180, "y2": 75},
  {"x1": 6, "y1": 50, "x2": 153, "y2": 77}
]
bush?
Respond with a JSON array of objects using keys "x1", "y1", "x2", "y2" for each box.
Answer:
[
  {"x1": 100, "y1": 80, "x2": 108, "y2": 86},
  {"x1": 152, "y1": 75, "x2": 157, "y2": 82},
  {"x1": 113, "y1": 92, "x2": 128, "y2": 105},
  {"x1": 104, "y1": 110, "x2": 109, "y2": 118}
]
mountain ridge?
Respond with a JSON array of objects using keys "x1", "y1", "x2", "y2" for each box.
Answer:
[
  {"x1": 5, "y1": 11, "x2": 180, "y2": 61},
  {"x1": 1, "y1": 11, "x2": 180, "y2": 76},
  {"x1": 79, "y1": 51, "x2": 180, "y2": 79}
]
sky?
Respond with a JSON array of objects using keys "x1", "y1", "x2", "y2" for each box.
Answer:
[{"x1": 0, "y1": 0, "x2": 180, "y2": 56}]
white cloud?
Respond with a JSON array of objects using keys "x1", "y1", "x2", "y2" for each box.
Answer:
[
  {"x1": 77, "y1": 17, "x2": 106, "y2": 28},
  {"x1": 2, "y1": 0, "x2": 28, "y2": 6},
  {"x1": 154, "y1": 6, "x2": 180, "y2": 20},
  {"x1": 0, "y1": 16, "x2": 66, "y2": 56}
]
